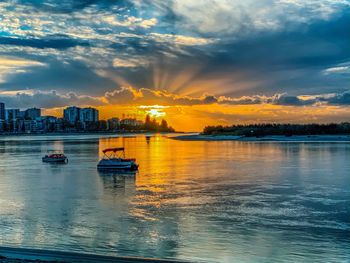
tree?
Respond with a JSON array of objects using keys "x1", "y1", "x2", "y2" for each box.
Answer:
[
  {"x1": 161, "y1": 119, "x2": 168, "y2": 130},
  {"x1": 145, "y1": 114, "x2": 151, "y2": 125}
]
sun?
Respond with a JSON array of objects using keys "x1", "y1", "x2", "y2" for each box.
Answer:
[
  {"x1": 138, "y1": 105, "x2": 168, "y2": 118},
  {"x1": 147, "y1": 108, "x2": 166, "y2": 118}
]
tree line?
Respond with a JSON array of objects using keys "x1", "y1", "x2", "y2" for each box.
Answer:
[
  {"x1": 143, "y1": 115, "x2": 175, "y2": 132},
  {"x1": 203, "y1": 123, "x2": 350, "y2": 137}
]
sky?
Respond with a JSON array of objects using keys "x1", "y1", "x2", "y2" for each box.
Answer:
[{"x1": 0, "y1": 0, "x2": 349, "y2": 131}]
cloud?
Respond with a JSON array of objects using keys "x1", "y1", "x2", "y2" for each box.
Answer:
[
  {"x1": 0, "y1": 57, "x2": 45, "y2": 83},
  {"x1": 269, "y1": 93, "x2": 316, "y2": 106},
  {"x1": 0, "y1": 0, "x2": 349, "y2": 103},
  {"x1": 149, "y1": 33, "x2": 216, "y2": 46},
  {"x1": 102, "y1": 15, "x2": 158, "y2": 29},
  {"x1": 105, "y1": 87, "x2": 220, "y2": 106},
  {"x1": 323, "y1": 66, "x2": 350, "y2": 75},
  {"x1": 113, "y1": 57, "x2": 149, "y2": 68},
  {"x1": 0, "y1": 60, "x2": 116, "y2": 95},
  {"x1": 168, "y1": 0, "x2": 350, "y2": 35},
  {"x1": 1, "y1": 87, "x2": 350, "y2": 110},
  {"x1": 319, "y1": 91, "x2": 350, "y2": 105},
  {"x1": 0, "y1": 36, "x2": 90, "y2": 49},
  {"x1": 0, "y1": 90, "x2": 105, "y2": 109},
  {"x1": 105, "y1": 87, "x2": 350, "y2": 107}
]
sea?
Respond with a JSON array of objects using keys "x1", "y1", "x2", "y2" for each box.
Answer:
[{"x1": 0, "y1": 134, "x2": 349, "y2": 263}]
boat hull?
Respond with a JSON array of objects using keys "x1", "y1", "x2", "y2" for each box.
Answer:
[
  {"x1": 97, "y1": 159, "x2": 138, "y2": 171},
  {"x1": 42, "y1": 157, "x2": 68, "y2": 163}
]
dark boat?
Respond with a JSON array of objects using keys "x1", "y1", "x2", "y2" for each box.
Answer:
[
  {"x1": 42, "y1": 151, "x2": 68, "y2": 163},
  {"x1": 97, "y1": 147, "x2": 138, "y2": 171}
]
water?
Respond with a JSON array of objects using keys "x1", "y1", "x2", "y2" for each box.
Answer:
[{"x1": 0, "y1": 134, "x2": 349, "y2": 263}]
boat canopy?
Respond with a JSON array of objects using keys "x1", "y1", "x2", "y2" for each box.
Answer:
[{"x1": 102, "y1": 147, "x2": 125, "y2": 153}]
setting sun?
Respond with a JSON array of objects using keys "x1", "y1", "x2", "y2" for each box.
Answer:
[
  {"x1": 147, "y1": 108, "x2": 166, "y2": 118},
  {"x1": 138, "y1": 105, "x2": 167, "y2": 118}
]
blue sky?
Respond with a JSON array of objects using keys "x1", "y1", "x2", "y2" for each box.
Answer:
[{"x1": 0, "y1": 0, "x2": 349, "y2": 129}]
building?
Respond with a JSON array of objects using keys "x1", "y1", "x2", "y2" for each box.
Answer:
[
  {"x1": 0, "y1": 120, "x2": 5, "y2": 132},
  {"x1": 64, "y1": 106, "x2": 81, "y2": 124},
  {"x1": 107, "y1": 117, "x2": 120, "y2": 131},
  {"x1": 25, "y1": 108, "x2": 41, "y2": 120},
  {"x1": 5, "y1": 109, "x2": 20, "y2": 120},
  {"x1": 18, "y1": 111, "x2": 26, "y2": 119},
  {"x1": 120, "y1": 118, "x2": 143, "y2": 127},
  {"x1": 0, "y1": 102, "x2": 5, "y2": 120},
  {"x1": 80, "y1": 107, "x2": 99, "y2": 122}
]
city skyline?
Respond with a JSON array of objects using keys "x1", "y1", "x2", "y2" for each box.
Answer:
[
  {"x1": 0, "y1": 101, "x2": 158, "y2": 122},
  {"x1": 0, "y1": 1, "x2": 349, "y2": 131},
  {"x1": 0, "y1": 101, "x2": 174, "y2": 133}
]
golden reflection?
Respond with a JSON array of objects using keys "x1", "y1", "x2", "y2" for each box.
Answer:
[{"x1": 97, "y1": 136, "x2": 305, "y2": 224}]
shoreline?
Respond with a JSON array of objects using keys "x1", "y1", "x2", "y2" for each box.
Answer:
[
  {"x1": 0, "y1": 131, "x2": 183, "y2": 137},
  {"x1": 0, "y1": 132, "x2": 183, "y2": 141},
  {"x1": 171, "y1": 134, "x2": 350, "y2": 142},
  {"x1": 0, "y1": 246, "x2": 186, "y2": 263}
]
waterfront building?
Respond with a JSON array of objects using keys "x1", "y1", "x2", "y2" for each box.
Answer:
[
  {"x1": 18, "y1": 111, "x2": 26, "y2": 119},
  {"x1": 5, "y1": 119, "x2": 19, "y2": 133},
  {"x1": 0, "y1": 102, "x2": 5, "y2": 120},
  {"x1": 5, "y1": 109, "x2": 20, "y2": 120},
  {"x1": 107, "y1": 118, "x2": 120, "y2": 131},
  {"x1": 80, "y1": 107, "x2": 99, "y2": 122},
  {"x1": 25, "y1": 108, "x2": 41, "y2": 120},
  {"x1": 120, "y1": 118, "x2": 143, "y2": 127},
  {"x1": 0, "y1": 119, "x2": 5, "y2": 132},
  {"x1": 64, "y1": 106, "x2": 81, "y2": 124},
  {"x1": 0, "y1": 104, "x2": 151, "y2": 134}
]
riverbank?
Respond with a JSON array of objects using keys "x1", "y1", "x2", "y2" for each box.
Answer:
[
  {"x1": 171, "y1": 134, "x2": 350, "y2": 141},
  {"x1": 0, "y1": 132, "x2": 181, "y2": 142},
  {"x1": 0, "y1": 131, "x2": 184, "y2": 137},
  {"x1": 0, "y1": 246, "x2": 186, "y2": 263}
]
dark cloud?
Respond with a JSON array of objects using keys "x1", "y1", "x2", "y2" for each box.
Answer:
[
  {"x1": 194, "y1": 10, "x2": 350, "y2": 96},
  {"x1": 100, "y1": 9, "x2": 350, "y2": 97},
  {"x1": 0, "y1": 60, "x2": 116, "y2": 95},
  {"x1": 104, "y1": 87, "x2": 220, "y2": 106},
  {"x1": 2, "y1": 87, "x2": 350, "y2": 110},
  {"x1": 15, "y1": 0, "x2": 131, "y2": 13},
  {"x1": 0, "y1": 90, "x2": 104, "y2": 109},
  {"x1": 0, "y1": 0, "x2": 349, "y2": 106},
  {"x1": 270, "y1": 94, "x2": 316, "y2": 106},
  {"x1": 320, "y1": 91, "x2": 350, "y2": 105},
  {"x1": 0, "y1": 36, "x2": 89, "y2": 49},
  {"x1": 104, "y1": 87, "x2": 350, "y2": 107}
]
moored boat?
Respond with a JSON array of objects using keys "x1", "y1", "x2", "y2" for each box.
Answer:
[
  {"x1": 97, "y1": 147, "x2": 138, "y2": 171},
  {"x1": 42, "y1": 151, "x2": 68, "y2": 163}
]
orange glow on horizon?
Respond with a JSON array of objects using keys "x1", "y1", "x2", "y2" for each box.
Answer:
[{"x1": 43, "y1": 103, "x2": 350, "y2": 132}]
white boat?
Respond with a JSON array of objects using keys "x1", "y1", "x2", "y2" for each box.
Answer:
[
  {"x1": 97, "y1": 147, "x2": 139, "y2": 171},
  {"x1": 42, "y1": 151, "x2": 68, "y2": 163}
]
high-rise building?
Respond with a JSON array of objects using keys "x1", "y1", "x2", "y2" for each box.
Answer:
[
  {"x1": 25, "y1": 108, "x2": 41, "y2": 120},
  {"x1": 5, "y1": 109, "x2": 20, "y2": 120},
  {"x1": 80, "y1": 107, "x2": 99, "y2": 122},
  {"x1": 18, "y1": 111, "x2": 26, "y2": 119},
  {"x1": 63, "y1": 106, "x2": 81, "y2": 124},
  {"x1": 0, "y1": 102, "x2": 5, "y2": 120}
]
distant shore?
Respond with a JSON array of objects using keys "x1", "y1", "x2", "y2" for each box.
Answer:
[
  {"x1": 0, "y1": 131, "x2": 183, "y2": 137},
  {"x1": 171, "y1": 134, "x2": 350, "y2": 142}
]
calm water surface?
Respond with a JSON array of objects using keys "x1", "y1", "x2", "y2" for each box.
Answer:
[{"x1": 0, "y1": 134, "x2": 349, "y2": 263}]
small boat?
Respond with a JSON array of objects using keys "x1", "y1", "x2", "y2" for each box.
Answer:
[
  {"x1": 42, "y1": 151, "x2": 68, "y2": 163},
  {"x1": 97, "y1": 147, "x2": 138, "y2": 171}
]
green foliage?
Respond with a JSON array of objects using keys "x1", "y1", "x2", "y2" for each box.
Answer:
[
  {"x1": 203, "y1": 123, "x2": 350, "y2": 136},
  {"x1": 143, "y1": 115, "x2": 175, "y2": 132}
]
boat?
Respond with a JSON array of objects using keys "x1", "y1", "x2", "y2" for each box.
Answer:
[
  {"x1": 42, "y1": 151, "x2": 68, "y2": 163},
  {"x1": 97, "y1": 147, "x2": 139, "y2": 171}
]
